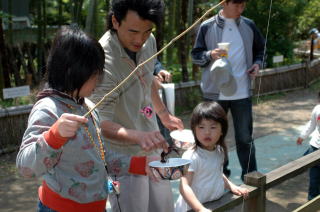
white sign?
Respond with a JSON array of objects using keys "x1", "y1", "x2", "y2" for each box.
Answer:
[
  {"x1": 273, "y1": 55, "x2": 284, "y2": 63},
  {"x1": 3, "y1": 85, "x2": 30, "y2": 99}
]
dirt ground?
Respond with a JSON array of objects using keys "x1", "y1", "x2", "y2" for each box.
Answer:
[{"x1": 0, "y1": 88, "x2": 318, "y2": 212}]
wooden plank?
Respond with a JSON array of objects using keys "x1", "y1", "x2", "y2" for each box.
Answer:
[
  {"x1": 292, "y1": 195, "x2": 320, "y2": 212},
  {"x1": 266, "y1": 150, "x2": 320, "y2": 189},
  {"x1": 188, "y1": 185, "x2": 258, "y2": 212}
]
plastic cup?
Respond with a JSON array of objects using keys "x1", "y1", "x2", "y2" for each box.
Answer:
[{"x1": 218, "y1": 42, "x2": 230, "y2": 57}]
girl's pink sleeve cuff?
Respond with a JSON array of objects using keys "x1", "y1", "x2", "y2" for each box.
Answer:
[
  {"x1": 44, "y1": 121, "x2": 68, "y2": 149},
  {"x1": 128, "y1": 156, "x2": 147, "y2": 175}
]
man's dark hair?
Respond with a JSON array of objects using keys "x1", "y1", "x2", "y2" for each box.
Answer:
[
  {"x1": 46, "y1": 26, "x2": 104, "y2": 95},
  {"x1": 107, "y1": 0, "x2": 164, "y2": 31}
]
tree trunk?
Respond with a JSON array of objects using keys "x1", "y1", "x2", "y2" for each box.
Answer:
[
  {"x1": 105, "y1": 0, "x2": 110, "y2": 12},
  {"x1": 24, "y1": 43, "x2": 38, "y2": 85},
  {"x1": 156, "y1": 15, "x2": 164, "y2": 61},
  {"x1": 166, "y1": 0, "x2": 176, "y2": 66},
  {"x1": 186, "y1": 0, "x2": 193, "y2": 54},
  {"x1": 42, "y1": 0, "x2": 47, "y2": 39},
  {"x1": 7, "y1": 0, "x2": 13, "y2": 45},
  {"x1": 17, "y1": 45, "x2": 29, "y2": 85},
  {"x1": 85, "y1": 0, "x2": 98, "y2": 36},
  {"x1": 72, "y1": 0, "x2": 84, "y2": 25},
  {"x1": 8, "y1": 45, "x2": 23, "y2": 86},
  {"x1": 37, "y1": 0, "x2": 45, "y2": 78},
  {"x1": 58, "y1": 0, "x2": 63, "y2": 26},
  {"x1": 0, "y1": 1, "x2": 11, "y2": 89},
  {"x1": 191, "y1": 0, "x2": 203, "y2": 81},
  {"x1": 178, "y1": 0, "x2": 189, "y2": 82},
  {"x1": 0, "y1": 3, "x2": 3, "y2": 98}
]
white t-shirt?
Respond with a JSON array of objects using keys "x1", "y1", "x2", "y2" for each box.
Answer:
[
  {"x1": 300, "y1": 104, "x2": 320, "y2": 148},
  {"x1": 219, "y1": 18, "x2": 249, "y2": 100},
  {"x1": 174, "y1": 147, "x2": 225, "y2": 212}
]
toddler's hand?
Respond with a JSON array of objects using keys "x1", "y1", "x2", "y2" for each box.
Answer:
[
  {"x1": 57, "y1": 113, "x2": 88, "y2": 138},
  {"x1": 230, "y1": 184, "x2": 249, "y2": 199},
  {"x1": 296, "y1": 137, "x2": 304, "y2": 145},
  {"x1": 196, "y1": 207, "x2": 211, "y2": 212}
]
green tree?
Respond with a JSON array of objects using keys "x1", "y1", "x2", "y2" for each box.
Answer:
[
  {"x1": 85, "y1": 0, "x2": 98, "y2": 36},
  {"x1": 297, "y1": 0, "x2": 320, "y2": 39},
  {"x1": 245, "y1": 0, "x2": 306, "y2": 66}
]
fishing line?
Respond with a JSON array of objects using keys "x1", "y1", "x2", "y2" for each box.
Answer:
[{"x1": 241, "y1": 0, "x2": 273, "y2": 210}]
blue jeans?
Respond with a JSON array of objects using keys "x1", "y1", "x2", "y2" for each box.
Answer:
[
  {"x1": 37, "y1": 201, "x2": 57, "y2": 212},
  {"x1": 217, "y1": 98, "x2": 257, "y2": 180},
  {"x1": 37, "y1": 200, "x2": 107, "y2": 212},
  {"x1": 304, "y1": 146, "x2": 320, "y2": 200}
]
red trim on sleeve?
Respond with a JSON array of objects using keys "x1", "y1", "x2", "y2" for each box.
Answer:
[
  {"x1": 128, "y1": 156, "x2": 147, "y2": 175},
  {"x1": 39, "y1": 181, "x2": 106, "y2": 212},
  {"x1": 44, "y1": 121, "x2": 68, "y2": 149}
]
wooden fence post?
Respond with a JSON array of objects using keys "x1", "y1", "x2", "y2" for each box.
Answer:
[
  {"x1": 304, "y1": 61, "x2": 310, "y2": 88},
  {"x1": 244, "y1": 171, "x2": 266, "y2": 212}
]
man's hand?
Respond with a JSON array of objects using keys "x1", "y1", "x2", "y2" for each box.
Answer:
[
  {"x1": 247, "y1": 64, "x2": 260, "y2": 79},
  {"x1": 156, "y1": 70, "x2": 172, "y2": 83},
  {"x1": 296, "y1": 137, "x2": 304, "y2": 145},
  {"x1": 210, "y1": 48, "x2": 227, "y2": 60},
  {"x1": 57, "y1": 113, "x2": 88, "y2": 138},
  {"x1": 134, "y1": 131, "x2": 169, "y2": 152},
  {"x1": 158, "y1": 111, "x2": 184, "y2": 131}
]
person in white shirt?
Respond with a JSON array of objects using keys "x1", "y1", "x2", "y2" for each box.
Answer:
[
  {"x1": 175, "y1": 102, "x2": 248, "y2": 212},
  {"x1": 191, "y1": 0, "x2": 265, "y2": 180},
  {"x1": 296, "y1": 92, "x2": 320, "y2": 200}
]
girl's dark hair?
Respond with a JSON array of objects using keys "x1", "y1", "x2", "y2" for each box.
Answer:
[
  {"x1": 190, "y1": 101, "x2": 228, "y2": 161},
  {"x1": 107, "y1": 0, "x2": 164, "y2": 31},
  {"x1": 46, "y1": 26, "x2": 104, "y2": 96}
]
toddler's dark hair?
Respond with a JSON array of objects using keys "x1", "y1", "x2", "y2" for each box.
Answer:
[{"x1": 190, "y1": 101, "x2": 228, "y2": 162}]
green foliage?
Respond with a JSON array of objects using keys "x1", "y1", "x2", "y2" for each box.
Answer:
[
  {"x1": 252, "y1": 92, "x2": 286, "y2": 106},
  {"x1": 0, "y1": 96, "x2": 35, "y2": 108},
  {"x1": 28, "y1": 0, "x2": 107, "y2": 39},
  {"x1": 244, "y1": 0, "x2": 307, "y2": 67},
  {"x1": 309, "y1": 78, "x2": 320, "y2": 92},
  {"x1": 167, "y1": 63, "x2": 183, "y2": 82},
  {"x1": 175, "y1": 88, "x2": 202, "y2": 116},
  {"x1": 297, "y1": 0, "x2": 320, "y2": 39}
]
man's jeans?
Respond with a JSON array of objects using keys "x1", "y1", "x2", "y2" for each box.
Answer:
[
  {"x1": 37, "y1": 201, "x2": 57, "y2": 212},
  {"x1": 217, "y1": 98, "x2": 257, "y2": 180},
  {"x1": 304, "y1": 146, "x2": 320, "y2": 200}
]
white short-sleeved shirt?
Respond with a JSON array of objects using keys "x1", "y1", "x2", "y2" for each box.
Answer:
[
  {"x1": 219, "y1": 18, "x2": 249, "y2": 100},
  {"x1": 300, "y1": 104, "x2": 320, "y2": 148},
  {"x1": 175, "y1": 147, "x2": 225, "y2": 212}
]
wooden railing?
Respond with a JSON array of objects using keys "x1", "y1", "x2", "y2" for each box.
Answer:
[
  {"x1": 175, "y1": 58, "x2": 320, "y2": 107},
  {"x1": 293, "y1": 195, "x2": 320, "y2": 212},
  {"x1": 188, "y1": 149, "x2": 320, "y2": 212}
]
